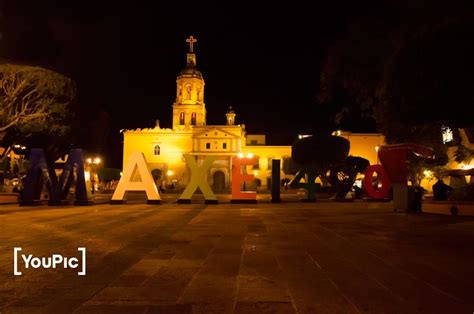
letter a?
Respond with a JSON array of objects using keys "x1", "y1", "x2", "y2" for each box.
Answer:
[
  {"x1": 178, "y1": 155, "x2": 217, "y2": 204},
  {"x1": 289, "y1": 166, "x2": 318, "y2": 201},
  {"x1": 111, "y1": 152, "x2": 161, "y2": 204}
]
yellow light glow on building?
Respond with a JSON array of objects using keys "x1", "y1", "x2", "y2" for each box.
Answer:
[
  {"x1": 120, "y1": 36, "x2": 390, "y2": 192},
  {"x1": 84, "y1": 171, "x2": 90, "y2": 182},
  {"x1": 423, "y1": 170, "x2": 432, "y2": 178}
]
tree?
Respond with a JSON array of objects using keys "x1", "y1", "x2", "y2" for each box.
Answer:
[
  {"x1": 319, "y1": 3, "x2": 474, "y2": 132},
  {"x1": 0, "y1": 64, "x2": 76, "y2": 160},
  {"x1": 290, "y1": 135, "x2": 370, "y2": 199},
  {"x1": 282, "y1": 156, "x2": 301, "y2": 175},
  {"x1": 292, "y1": 134, "x2": 350, "y2": 185},
  {"x1": 319, "y1": 4, "x2": 474, "y2": 182},
  {"x1": 97, "y1": 168, "x2": 122, "y2": 182},
  {"x1": 374, "y1": 17, "x2": 474, "y2": 178},
  {"x1": 291, "y1": 134, "x2": 350, "y2": 175}
]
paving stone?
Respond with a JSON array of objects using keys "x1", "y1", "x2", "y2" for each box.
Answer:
[
  {"x1": 1, "y1": 201, "x2": 474, "y2": 313},
  {"x1": 74, "y1": 304, "x2": 149, "y2": 313},
  {"x1": 234, "y1": 301, "x2": 295, "y2": 314}
]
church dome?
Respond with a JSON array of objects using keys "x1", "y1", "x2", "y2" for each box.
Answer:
[{"x1": 179, "y1": 65, "x2": 203, "y2": 79}]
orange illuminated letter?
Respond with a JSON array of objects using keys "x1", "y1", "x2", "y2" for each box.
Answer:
[{"x1": 231, "y1": 156, "x2": 258, "y2": 202}]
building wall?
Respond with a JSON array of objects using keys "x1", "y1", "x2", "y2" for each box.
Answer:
[
  {"x1": 123, "y1": 130, "x2": 193, "y2": 185},
  {"x1": 241, "y1": 145, "x2": 292, "y2": 187},
  {"x1": 246, "y1": 134, "x2": 266, "y2": 145},
  {"x1": 339, "y1": 132, "x2": 385, "y2": 166}
]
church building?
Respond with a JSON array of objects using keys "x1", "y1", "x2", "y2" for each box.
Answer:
[{"x1": 122, "y1": 36, "x2": 293, "y2": 191}]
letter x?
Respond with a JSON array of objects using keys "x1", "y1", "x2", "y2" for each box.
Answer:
[{"x1": 179, "y1": 155, "x2": 217, "y2": 201}]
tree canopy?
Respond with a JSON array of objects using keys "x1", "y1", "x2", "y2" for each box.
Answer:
[
  {"x1": 319, "y1": 4, "x2": 474, "y2": 135},
  {"x1": 292, "y1": 135, "x2": 350, "y2": 167},
  {"x1": 318, "y1": 3, "x2": 474, "y2": 173},
  {"x1": 0, "y1": 64, "x2": 76, "y2": 159}
]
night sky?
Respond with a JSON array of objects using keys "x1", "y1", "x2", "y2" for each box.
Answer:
[{"x1": 0, "y1": 1, "x2": 453, "y2": 167}]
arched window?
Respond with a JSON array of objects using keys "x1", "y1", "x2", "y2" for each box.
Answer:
[
  {"x1": 191, "y1": 112, "x2": 197, "y2": 125},
  {"x1": 179, "y1": 112, "x2": 185, "y2": 125},
  {"x1": 154, "y1": 145, "x2": 160, "y2": 156}
]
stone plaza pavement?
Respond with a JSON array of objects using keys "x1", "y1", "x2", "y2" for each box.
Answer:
[{"x1": 1, "y1": 199, "x2": 474, "y2": 313}]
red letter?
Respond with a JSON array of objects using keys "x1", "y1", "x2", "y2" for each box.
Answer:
[
  {"x1": 378, "y1": 144, "x2": 434, "y2": 183},
  {"x1": 231, "y1": 156, "x2": 259, "y2": 201},
  {"x1": 363, "y1": 164, "x2": 391, "y2": 199}
]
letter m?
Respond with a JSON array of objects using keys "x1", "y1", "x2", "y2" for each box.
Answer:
[{"x1": 20, "y1": 149, "x2": 92, "y2": 206}]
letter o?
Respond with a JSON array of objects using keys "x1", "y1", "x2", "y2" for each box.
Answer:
[
  {"x1": 31, "y1": 257, "x2": 41, "y2": 268},
  {"x1": 363, "y1": 165, "x2": 392, "y2": 199}
]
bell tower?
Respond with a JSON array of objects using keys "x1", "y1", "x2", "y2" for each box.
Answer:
[
  {"x1": 172, "y1": 36, "x2": 207, "y2": 130},
  {"x1": 226, "y1": 107, "x2": 236, "y2": 125}
]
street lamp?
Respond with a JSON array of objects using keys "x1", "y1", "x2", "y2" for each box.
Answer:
[
  {"x1": 167, "y1": 170, "x2": 175, "y2": 189},
  {"x1": 87, "y1": 156, "x2": 102, "y2": 194}
]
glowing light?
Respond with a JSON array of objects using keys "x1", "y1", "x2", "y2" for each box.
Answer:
[
  {"x1": 375, "y1": 146, "x2": 380, "y2": 152},
  {"x1": 298, "y1": 134, "x2": 311, "y2": 139},
  {"x1": 21, "y1": 146, "x2": 26, "y2": 150},
  {"x1": 238, "y1": 152, "x2": 244, "y2": 158},
  {"x1": 253, "y1": 170, "x2": 259, "y2": 176},
  {"x1": 336, "y1": 130, "x2": 341, "y2": 136},
  {"x1": 120, "y1": 172, "x2": 123, "y2": 177},
  {"x1": 167, "y1": 170, "x2": 174, "y2": 176},
  {"x1": 423, "y1": 170, "x2": 432, "y2": 178},
  {"x1": 84, "y1": 171, "x2": 90, "y2": 181},
  {"x1": 86, "y1": 158, "x2": 92, "y2": 164},
  {"x1": 460, "y1": 163, "x2": 473, "y2": 170},
  {"x1": 93, "y1": 157, "x2": 101, "y2": 164},
  {"x1": 442, "y1": 126, "x2": 453, "y2": 144},
  {"x1": 247, "y1": 153, "x2": 253, "y2": 158}
]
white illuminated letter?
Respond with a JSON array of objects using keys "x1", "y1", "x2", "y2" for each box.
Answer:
[{"x1": 112, "y1": 152, "x2": 161, "y2": 202}]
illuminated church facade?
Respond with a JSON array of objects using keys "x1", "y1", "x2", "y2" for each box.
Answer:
[
  {"x1": 123, "y1": 37, "x2": 293, "y2": 191},
  {"x1": 122, "y1": 36, "x2": 385, "y2": 191}
]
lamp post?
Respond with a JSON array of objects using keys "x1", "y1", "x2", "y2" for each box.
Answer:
[{"x1": 87, "y1": 157, "x2": 101, "y2": 194}]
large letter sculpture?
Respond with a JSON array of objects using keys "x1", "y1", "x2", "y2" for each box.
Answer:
[
  {"x1": 362, "y1": 164, "x2": 391, "y2": 200},
  {"x1": 231, "y1": 156, "x2": 258, "y2": 203},
  {"x1": 111, "y1": 152, "x2": 161, "y2": 204},
  {"x1": 289, "y1": 166, "x2": 318, "y2": 202},
  {"x1": 271, "y1": 159, "x2": 281, "y2": 203},
  {"x1": 178, "y1": 155, "x2": 217, "y2": 204},
  {"x1": 364, "y1": 143, "x2": 434, "y2": 211},
  {"x1": 21, "y1": 149, "x2": 92, "y2": 206}
]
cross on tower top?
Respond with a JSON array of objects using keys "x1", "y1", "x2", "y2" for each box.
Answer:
[{"x1": 186, "y1": 36, "x2": 197, "y2": 52}]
